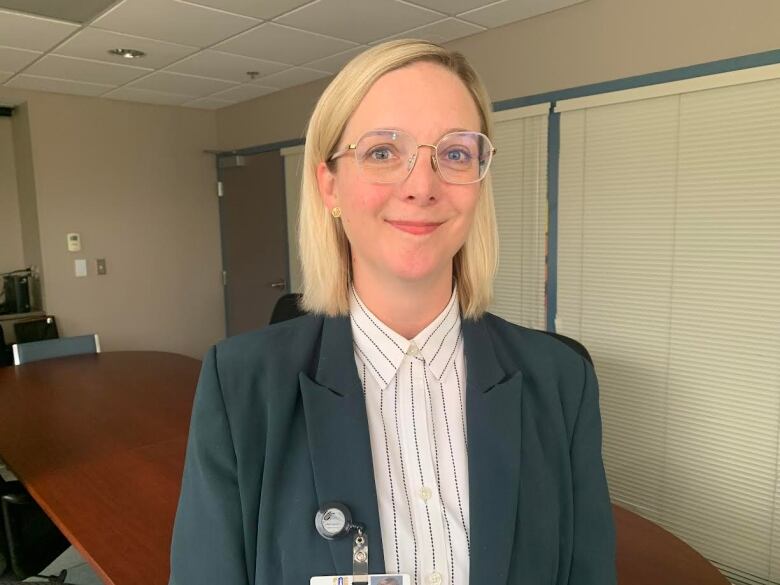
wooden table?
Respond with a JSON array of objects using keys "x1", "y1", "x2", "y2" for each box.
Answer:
[
  {"x1": 0, "y1": 352, "x2": 199, "y2": 585},
  {"x1": 0, "y1": 352, "x2": 728, "y2": 585}
]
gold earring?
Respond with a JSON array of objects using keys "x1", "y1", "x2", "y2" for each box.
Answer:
[{"x1": 331, "y1": 207, "x2": 342, "y2": 218}]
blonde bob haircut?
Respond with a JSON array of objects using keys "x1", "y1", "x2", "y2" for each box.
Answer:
[{"x1": 298, "y1": 39, "x2": 498, "y2": 319}]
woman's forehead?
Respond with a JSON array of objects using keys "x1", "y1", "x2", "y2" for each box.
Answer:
[{"x1": 344, "y1": 62, "x2": 481, "y2": 138}]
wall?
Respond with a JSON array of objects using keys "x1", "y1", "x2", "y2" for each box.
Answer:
[
  {"x1": 0, "y1": 116, "x2": 24, "y2": 274},
  {"x1": 0, "y1": 87, "x2": 225, "y2": 358},
  {"x1": 216, "y1": 0, "x2": 780, "y2": 150}
]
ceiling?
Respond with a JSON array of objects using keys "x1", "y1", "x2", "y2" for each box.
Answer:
[{"x1": 0, "y1": 0, "x2": 585, "y2": 110}]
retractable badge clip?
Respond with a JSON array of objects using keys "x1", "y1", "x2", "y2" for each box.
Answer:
[{"x1": 315, "y1": 502, "x2": 369, "y2": 583}]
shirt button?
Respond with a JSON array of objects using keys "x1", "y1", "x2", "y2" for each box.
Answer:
[
  {"x1": 406, "y1": 342, "x2": 420, "y2": 356},
  {"x1": 427, "y1": 571, "x2": 443, "y2": 585},
  {"x1": 419, "y1": 486, "x2": 432, "y2": 501}
]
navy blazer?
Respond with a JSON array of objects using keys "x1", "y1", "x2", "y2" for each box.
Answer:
[{"x1": 169, "y1": 311, "x2": 616, "y2": 585}]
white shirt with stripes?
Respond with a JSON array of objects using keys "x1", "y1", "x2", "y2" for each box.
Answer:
[{"x1": 349, "y1": 285, "x2": 469, "y2": 585}]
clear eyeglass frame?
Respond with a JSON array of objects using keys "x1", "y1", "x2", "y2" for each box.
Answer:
[{"x1": 328, "y1": 128, "x2": 497, "y2": 185}]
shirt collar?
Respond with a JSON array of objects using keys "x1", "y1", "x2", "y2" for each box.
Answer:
[{"x1": 349, "y1": 285, "x2": 462, "y2": 388}]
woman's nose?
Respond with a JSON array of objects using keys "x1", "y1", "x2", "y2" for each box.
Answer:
[{"x1": 401, "y1": 146, "x2": 439, "y2": 203}]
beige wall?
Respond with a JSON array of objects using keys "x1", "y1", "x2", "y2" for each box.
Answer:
[
  {"x1": 0, "y1": 87, "x2": 225, "y2": 358},
  {"x1": 0, "y1": 116, "x2": 24, "y2": 274},
  {"x1": 12, "y1": 104, "x2": 45, "y2": 307},
  {"x1": 216, "y1": 0, "x2": 780, "y2": 150}
]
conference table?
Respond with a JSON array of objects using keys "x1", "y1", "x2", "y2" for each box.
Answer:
[{"x1": 0, "y1": 351, "x2": 728, "y2": 585}]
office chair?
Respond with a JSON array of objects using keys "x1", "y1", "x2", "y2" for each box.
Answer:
[
  {"x1": 12, "y1": 334, "x2": 100, "y2": 366},
  {"x1": 540, "y1": 330, "x2": 593, "y2": 366},
  {"x1": 269, "y1": 293, "x2": 306, "y2": 325},
  {"x1": 13, "y1": 317, "x2": 58, "y2": 345},
  {"x1": 0, "y1": 486, "x2": 70, "y2": 580},
  {"x1": 0, "y1": 327, "x2": 12, "y2": 368}
]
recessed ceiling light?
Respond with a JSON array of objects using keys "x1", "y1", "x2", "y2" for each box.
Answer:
[{"x1": 108, "y1": 48, "x2": 146, "y2": 60}]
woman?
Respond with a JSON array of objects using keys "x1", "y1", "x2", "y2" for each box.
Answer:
[{"x1": 169, "y1": 40, "x2": 615, "y2": 585}]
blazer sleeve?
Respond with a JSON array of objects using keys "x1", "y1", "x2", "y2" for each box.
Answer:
[
  {"x1": 568, "y1": 358, "x2": 617, "y2": 585},
  {"x1": 169, "y1": 345, "x2": 249, "y2": 585}
]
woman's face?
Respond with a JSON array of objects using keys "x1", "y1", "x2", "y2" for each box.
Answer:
[{"x1": 317, "y1": 61, "x2": 483, "y2": 286}]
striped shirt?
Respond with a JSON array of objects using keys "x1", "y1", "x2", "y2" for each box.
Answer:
[{"x1": 350, "y1": 286, "x2": 469, "y2": 585}]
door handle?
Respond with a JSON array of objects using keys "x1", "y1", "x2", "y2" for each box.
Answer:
[{"x1": 269, "y1": 279, "x2": 286, "y2": 289}]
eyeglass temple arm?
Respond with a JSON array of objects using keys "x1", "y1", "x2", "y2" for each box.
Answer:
[{"x1": 328, "y1": 144, "x2": 357, "y2": 162}]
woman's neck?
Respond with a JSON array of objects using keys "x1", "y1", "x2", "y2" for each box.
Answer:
[{"x1": 352, "y1": 269, "x2": 453, "y2": 340}]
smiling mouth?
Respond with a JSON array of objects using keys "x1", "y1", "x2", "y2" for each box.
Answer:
[{"x1": 386, "y1": 220, "x2": 443, "y2": 235}]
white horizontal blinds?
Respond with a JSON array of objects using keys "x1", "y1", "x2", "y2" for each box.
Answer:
[
  {"x1": 281, "y1": 145, "x2": 304, "y2": 293},
  {"x1": 489, "y1": 106, "x2": 548, "y2": 329},
  {"x1": 557, "y1": 76, "x2": 780, "y2": 585},
  {"x1": 558, "y1": 96, "x2": 680, "y2": 518},
  {"x1": 663, "y1": 79, "x2": 780, "y2": 584}
]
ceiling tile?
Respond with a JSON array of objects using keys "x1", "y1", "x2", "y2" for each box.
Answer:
[
  {"x1": 182, "y1": 96, "x2": 234, "y2": 109},
  {"x1": 371, "y1": 17, "x2": 484, "y2": 45},
  {"x1": 91, "y1": 0, "x2": 260, "y2": 47},
  {"x1": 55, "y1": 27, "x2": 198, "y2": 69},
  {"x1": 181, "y1": 0, "x2": 314, "y2": 20},
  {"x1": 301, "y1": 46, "x2": 364, "y2": 74},
  {"x1": 129, "y1": 71, "x2": 237, "y2": 97},
  {"x1": 458, "y1": 0, "x2": 586, "y2": 28},
  {"x1": 256, "y1": 66, "x2": 328, "y2": 89},
  {"x1": 0, "y1": 47, "x2": 41, "y2": 72},
  {"x1": 403, "y1": 0, "x2": 495, "y2": 15},
  {"x1": 25, "y1": 54, "x2": 151, "y2": 85},
  {"x1": 5, "y1": 74, "x2": 113, "y2": 97},
  {"x1": 0, "y1": 71, "x2": 13, "y2": 83},
  {"x1": 0, "y1": 9, "x2": 79, "y2": 52},
  {"x1": 166, "y1": 50, "x2": 287, "y2": 83},
  {"x1": 276, "y1": 0, "x2": 442, "y2": 44},
  {"x1": 104, "y1": 86, "x2": 191, "y2": 105},
  {"x1": 0, "y1": 0, "x2": 119, "y2": 24},
  {"x1": 214, "y1": 22, "x2": 356, "y2": 65},
  {"x1": 209, "y1": 83, "x2": 277, "y2": 102}
]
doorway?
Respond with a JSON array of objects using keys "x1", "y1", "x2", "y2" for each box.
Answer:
[{"x1": 219, "y1": 150, "x2": 288, "y2": 337}]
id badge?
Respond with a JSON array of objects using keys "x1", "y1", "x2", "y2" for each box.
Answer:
[{"x1": 310, "y1": 573, "x2": 411, "y2": 585}]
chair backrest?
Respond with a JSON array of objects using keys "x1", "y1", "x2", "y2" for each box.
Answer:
[
  {"x1": 269, "y1": 293, "x2": 306, "y2": 325},
  {"x1": 12, "y1": 334, "x2": 100, "y2": 366},
  {"x1": 14, "y1": 317, "x2": 59, "y2": 344},
  {"x1": 540, "y1": 330, "x2": 593, "y2": 366}
]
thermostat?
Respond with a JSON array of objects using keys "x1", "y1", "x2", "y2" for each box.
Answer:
[{"x1": 67, "y1": 233, "x2": 81, "y2": 252}]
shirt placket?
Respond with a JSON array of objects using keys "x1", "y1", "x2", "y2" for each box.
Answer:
[{"x1": 400, "y1": 347, "x2": 448, "y2": 585}]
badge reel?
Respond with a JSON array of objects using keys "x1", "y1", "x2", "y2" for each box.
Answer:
[{"x1": 312, "y1": 502, "x2": 410, "y2": 585}]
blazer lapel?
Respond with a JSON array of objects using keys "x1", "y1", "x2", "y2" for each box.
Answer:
[
  {"x1": 300, "y1": 315, "x2": 386, "y2": 576},
  {"x1": 462, "y1": 317, "x2": 523, "y2": 585}
]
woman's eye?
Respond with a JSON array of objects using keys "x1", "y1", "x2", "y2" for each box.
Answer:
[
  {"x1": 366, "y1": 146, "x2": 396, "y2": 161},
  {"x1": 443, "y1": 148, "x2": 472, "y2": 163}
]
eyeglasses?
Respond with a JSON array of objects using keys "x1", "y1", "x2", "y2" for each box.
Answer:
[{"x1": 328, "y1": 129, "x2": 496, "y2": 185}]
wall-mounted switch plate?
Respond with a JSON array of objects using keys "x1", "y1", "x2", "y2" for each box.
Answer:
[
  {"x1": 96, "y1": 258, "x2": 107, "y2": 275},
  {"x1": 75, "y1": 259, "x2": 87, "y2": 277}
]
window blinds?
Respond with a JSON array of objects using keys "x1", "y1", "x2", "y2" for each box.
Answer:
[
  {"x1": 280, "y1": 144, "x2": 304, "y2": 293},
  {"x1": 489, "y1": 104, "x2": 549, "y2": 330},
  {"x1": 556, "y1": 76, "x2": 780, "y2": 585}
]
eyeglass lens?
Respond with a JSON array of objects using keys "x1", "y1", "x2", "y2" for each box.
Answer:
[{"x1": 354, "y1": 129, "x2": 492, "y2": 184}]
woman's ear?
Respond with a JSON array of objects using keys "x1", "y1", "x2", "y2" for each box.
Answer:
[{"x1": 316, "y1": 161, "x2": 338, "y2": 212}]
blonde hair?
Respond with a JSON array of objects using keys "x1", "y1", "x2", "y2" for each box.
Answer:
[{"x1": 298, "y1": 39, "x2": 498, "y2": 319}]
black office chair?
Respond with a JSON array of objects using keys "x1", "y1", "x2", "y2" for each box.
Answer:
[
  {"x1": 0, "y1": 327, "x2": 12, "y2": 368},
  {"x1": 13, "y1": 316, "x2": 59, "y2": 344},
  {"x1": 540, "y1": 330, "x2": 593, "y2": 366},
  {"x1": 0, "y1": 477, "x2": 69, "y2": 580},
  {"x1": 269, "y1": 293, "x2": 306, "y2": 325}
]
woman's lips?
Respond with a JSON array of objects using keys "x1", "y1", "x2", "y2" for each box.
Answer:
[{"x1": 386, "y1": 220, "x2": 443, "y2": 235}]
